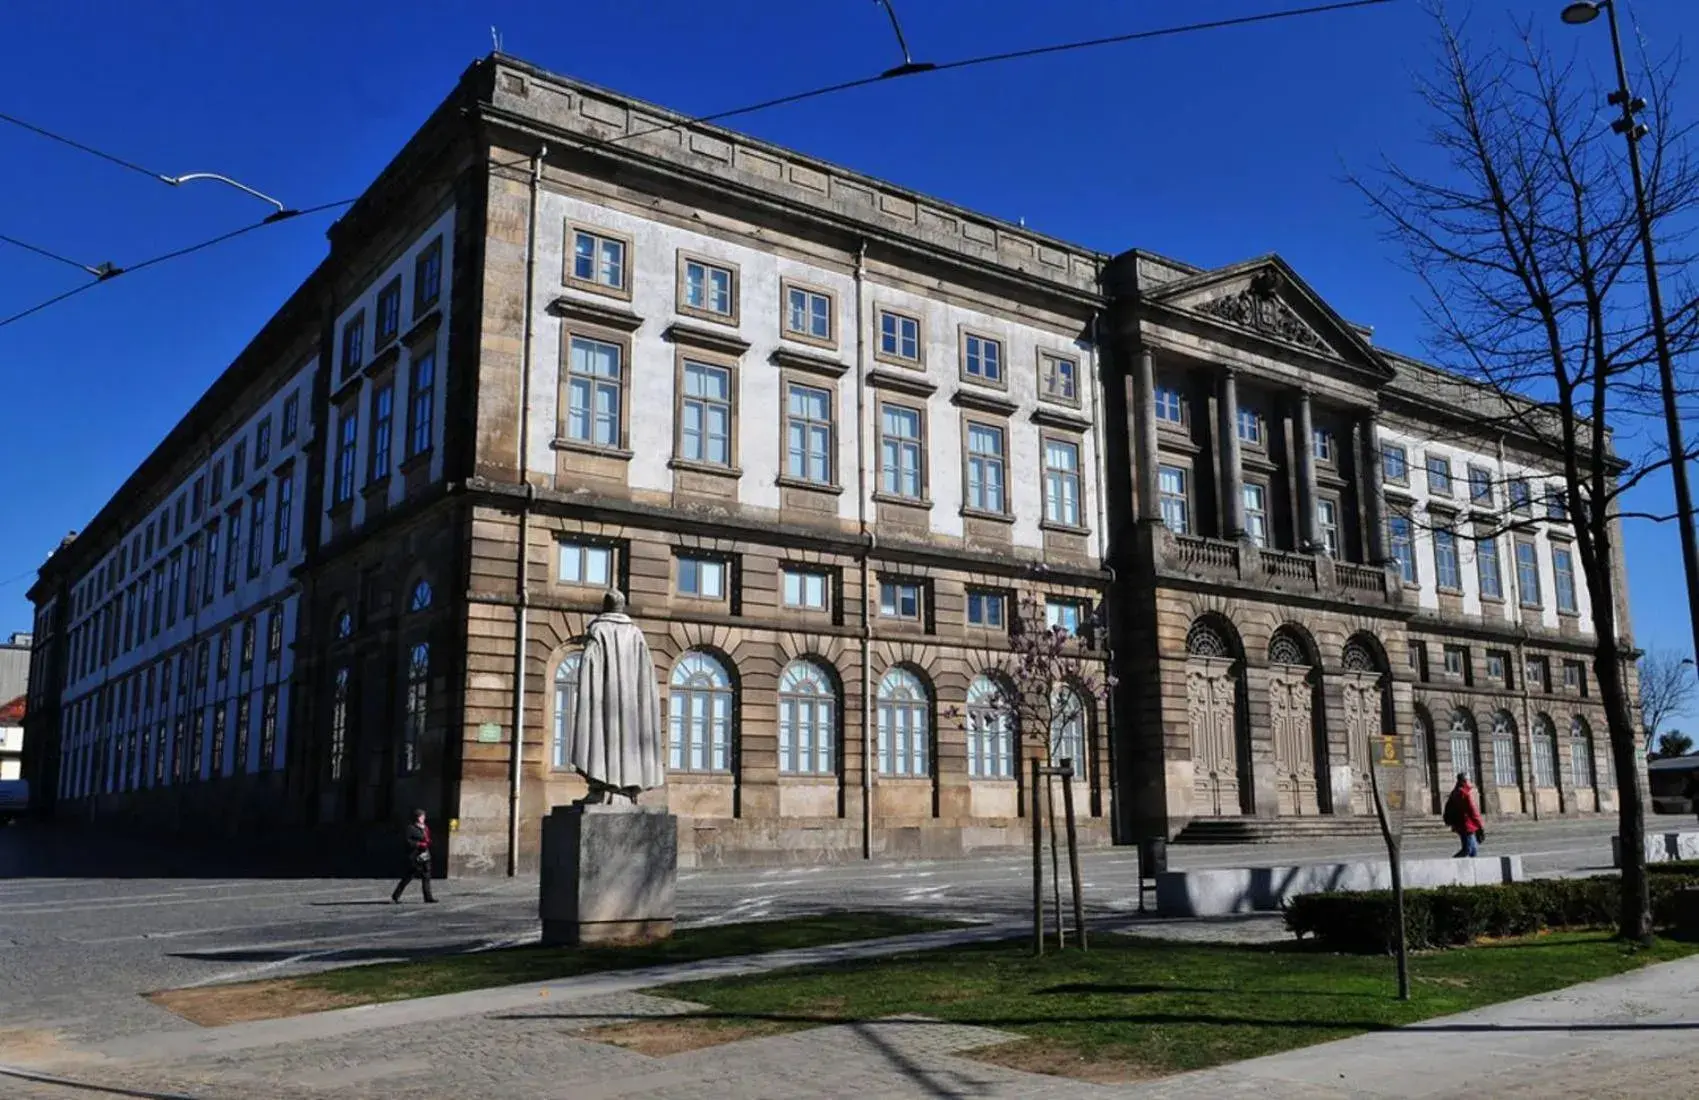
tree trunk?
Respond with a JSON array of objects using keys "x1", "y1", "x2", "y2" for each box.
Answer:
[{"x1": 1596, "y1": 630, "x2": 1652, "y2": 943}]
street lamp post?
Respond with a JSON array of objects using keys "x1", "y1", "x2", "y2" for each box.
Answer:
[{"x1": 1562, "y1": 0, "x2": 1699, "y2": 672}]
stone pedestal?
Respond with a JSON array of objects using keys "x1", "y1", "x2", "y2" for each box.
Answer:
[{"x1": 539, "y1": 803, "x2": 677, "y2": 946}]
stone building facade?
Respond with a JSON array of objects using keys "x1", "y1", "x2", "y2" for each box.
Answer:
[{"x1": 22, "y1": 54, "x2": 1629, "y2": 872}]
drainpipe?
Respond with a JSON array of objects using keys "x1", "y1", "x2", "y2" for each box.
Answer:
[
  {"x1": 507, "y1": 144, "x2": 546, "y2": 877},
  {"x1": 854, "y1": 240, "x2": 874, "y2": 860}
]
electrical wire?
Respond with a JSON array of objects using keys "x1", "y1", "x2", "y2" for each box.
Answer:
[
  {"x1": 0, "y1": 0, "x2": 1393, "y2": 332},
  {"x1": 0, "y1": 233, "x2": 109, "y2": 277}
]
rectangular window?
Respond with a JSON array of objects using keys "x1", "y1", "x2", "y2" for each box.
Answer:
[
  {"x1": 559, "y1": 541, "x2": 614, "y2": 587},
  {"x1": 166, "y1": 552, "x2": 181, "y2": 628},
  {"x1": 183, "y1": 541, "x2": 198, "y2": 619},
  {"x1": 676, "y1": 556, "x2": 727, "y2": 600},
  {"x1": 1434, "y1": 527, "x2": 1462, "y2": 590},
  {"x1": 1527, "y1": 656, "x2": 1551, "y2": 692},
  {"x1": 679, "y1": 359, "x2": 732, "y2": 466},
  {"x1": 877, "y1": 308, "x2": 921, "y2": 364},
  {"x1": 1564, "y1": 660, "x2": 1585, "y2": 692},
  {"x1": 784, "y1": 382, "x2": 833, "y2": 485},
  {"x1": 1312, "y1": 429, "x2": 1334, "y2": 463},
  {"x1": 340, "y1": 311, "x2": 364, "y2": 378},
  {"x1": 1158, "y1": 465, "x2": 1189, "y2": 533},
  {"x1": 210, "y1": 458, "x2": 224, "y2": 504},
  {"x1": 375, "y1": 277, "x2": 402, "y2": 345},
  {"x1": 1383, "y1": 443, "x2": 1408, "y2": 483},
  {"x1": 1487, "y1": 651, "x2": 1507, "y2": 683},
  {"x1": 1443, "y1": 645, "x2": 1467, "y2": 678},
  {"x1": 681, "y1": 257, "x2": 734, "y2": 318},
  {"x1": 1389, "y1": 514, "x2": 1416, "y2": 584},
  {"x1": 1243, "y1": 484, "x2": 1268, "y2": 548},
  {"x1": 1236, "y1": 406, "x2": 1262, "y2": 445},
  {"x1": 1317, "y1": 499, "x2": 1340, "y2": 558},
  {"x1": 1468, "y1": 465, "x2": 1493, "y2": 505},
  {"x1": 1478, "y1": 534, "x2": 1503, "y2": 599},
  {"x1": 223, "y1": 507, "x2": 241, "y2": 593},
  {"x1": 231, "y1": 440, "x2": 246, "y2": 487},
  {"x1": 1532, "y1": 730, "x2": 1555, "y2": 788},
  {"x1": 280, "y1": 391, "x2": 299, "y2": 445},
  {"x1": 267, "y1": 606, "x2": 283, "y2": 662},
  {"x1": 784, "y1": 283, "x2": 833, "y2": 344},
  {"x1": 273, "y1": 472, "x2": 293, "y2": 562},
  {"x1": 414, "y1": 237, "x2": 443, "y2": 316},
  {"x1": 962, "y1": 332, "x2": 1003, "y2": 384},
  {"x1": 368, "y1": 381, "x2": 394, "y2": 483},
  {"x1": 564, "y1": 335, "x2": 623, "y2": 448},
  {"x1": 202, "y1": 522, "x2": 219, "y2": 606},
  {"x1": 174, "y1": 495, "x2": 186, "y2": 534},
  {"x1": 1044, "y1": 439, "x2": 1082, "y2": 527},
  {"x1": 258, "y1": 686, "x2": 278, "y2": 773},
  {"x1": 1516, "y1": 539, "x2": 1542, "y2": 606},
  {"x1": 217, "y1": 627, "x2": 231, "y2": 681},
  {"x1": 878, "y1": 403, "x2": 924, "y2": 499},
  {"x1": 1426, "y1": 454, "x2": 1453, "y2": 496},
  {"x1": 150, "y1": 565, "x2": 164, "y2": 637},
  {"x1": 966, "y1": 589, "x2": 1006, "y2": 629},
  {"x1": 965, "y1": 422, "x2": 1007, "y2": 513},
  {"x1": 234, "y1": 694, "x2": 250, "y2": 774},
  {"x1": 407, "y1": 348, "x2": 435, "y2": 459},
  {"x1": 1547, "y1": 488, "x2": 1568, "y2": 521},
  {"x1": 1554, "y1": 546, "x2": 1578, "y2": 613},
  {"x1": 211, "y1": 705, "x2": 227, "y2": 778},
  {"x1": 570, "y1": 228, "x2": 627, "y2": 292},
  {"x1": 879, "y1": 580, "x2": 922, "y2": 621},
  {"x1": 1046, "y1": 599, "x2": 1085, "y2": 637},
  {"x1": 1155, "y1": 384, "x2": 1184, "y2": 425},
  {"x1": 247, "y1": 488, "x2": 266, "y2": 580},
  {"x1": 1510, "y1": 478, "x2": 1532, "y2": 513},
  {"x1": 254, "y1": 417, "x2": 272, "y2": 467},
  {"x1": 191, "y1": 477, "x2": 204, "y2": 521},
  {"x1": 1040, "y1": 352, "x2": 1078, "y2": 403},
  {"x1": 781, "y1": 569, "x2": 829, "y2": 611},
  {"x1": 333, "y1": 411, "x2": 358, "y2": 505}
]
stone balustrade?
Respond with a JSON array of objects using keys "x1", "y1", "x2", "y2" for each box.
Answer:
[{"x1": 1157, "y1": 529, "x2": 1398, "y2": 606}]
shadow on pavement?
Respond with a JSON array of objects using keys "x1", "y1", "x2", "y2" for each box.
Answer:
[
  {"x1": 0, "y1": 1063, "x2": 207, "y2": 1100},
  {"x1": 0, "y1": 820, "x2": 397, "y2": 880},
  {"x1": 168, "y1": 940, "x2": 497, "y2": 965}
]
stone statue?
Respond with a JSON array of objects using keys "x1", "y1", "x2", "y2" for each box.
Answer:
[{"x1": 569, "y1": 589, "x2": 664, "y2": 803}]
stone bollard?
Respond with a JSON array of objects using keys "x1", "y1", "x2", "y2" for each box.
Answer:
[{"x1": 539, "y1": 803, "x2": 678, "y2": 947}]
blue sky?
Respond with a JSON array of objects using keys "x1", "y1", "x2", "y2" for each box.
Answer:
[{"x1": 1, "y1": 0, "x2": 1695, "y2": 684}]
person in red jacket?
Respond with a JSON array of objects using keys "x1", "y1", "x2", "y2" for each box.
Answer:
[
  {"x1": 391, "y1": 809, "x2": 437, "y2": 903},
  {"x1": 1443, "y1": 774, "x2": 1485, "y2": 858}
]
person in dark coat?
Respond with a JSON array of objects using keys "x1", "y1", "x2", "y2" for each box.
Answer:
[{"x1": 392, "y1": 809, "x2": 437, "y2": 903}]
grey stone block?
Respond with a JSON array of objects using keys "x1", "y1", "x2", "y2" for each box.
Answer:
[
  {"x1": 539, "y1": 803, "x2": 678, "y2": 945},
  {"x1": 1155, "y1": 855, "x2": 1524, "y2": 917},
  {"x1": 1612, "y1": 831, "x2": 1699, "y2": 867}
]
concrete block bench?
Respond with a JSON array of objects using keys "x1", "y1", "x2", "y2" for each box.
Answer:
[
  {"x1": 1154, "y1": 856, "x2": 1524, "y2": 917},
  {"x1": 1612, "y1": 832, "x2": 1699, "y2": 867}
]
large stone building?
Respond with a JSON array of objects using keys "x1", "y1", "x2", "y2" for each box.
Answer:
[{"x1": 23, "y1": 55, "x2": 1629, "y2": 872}]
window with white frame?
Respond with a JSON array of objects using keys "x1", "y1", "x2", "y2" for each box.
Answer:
[
  {"x1": 407, "y1": 349, "x2": 435, "y2": 459},
  {"x1": 1554, "y1": 545, "x2": 1578, "y2": 613},
  {"x1": 679, "y1": 360, "x2": 732, "y2": 466},
  {"x1": 1516, "y1": 539, "x2": 1542, "y2": 606},
  {"x1": 676, "y1": 556, "x2": 727, "y2": 600},
  {"x1": 1478, "y1": 534, "x2": 1504, "y2": 599},
  {"x1": 1317, "y1": 498, "x2": 1340, "y2": 557},
  {"x1": 1570, "y1": 717, "x2": 1594, "y2": 790},
  {"x1": 1491, "y1": 712, "x2": 1520, "y2": 788},
  {"x1": 1382, "y1": 443, "x2": 1408, "y2": 483},
  {"x1": 962, "y1": 333, "x2": 1003, "y2": 384},
  {"x1": 778, "y1": 659, "x2": 835, "y2": 775},
  {"x1": 564, "y1": 336, "x2": 623, "y2": 448},
  {"x1": 785, "y1": 382, "x2": 833, "y2": 485},
  {"x1": 559, "y1": 541, "x2": 614, "y2": 587},
  {"x1": 781, "y1": 568, "x2": 829, "y2": 611},
  {"x1": 571, "y1": 229, "x2": 627, "y2": 292},
  {"x1": 1236, "y1": 406, "x2": 1262, "y2": 445},
  {"x1": 965, "y1": 422, "x2": 1007, "y2": 513},
  {"x1": 551, "y1": 653, "x2": 581, "y2": 769},
  {"x1": 964, "y1": 676, "x2": 1013, "y2": 778},
  {"x1": 878, "y1": 309, "x2": 920, "y2": 363},
  {"x1": 966, "y1": 589, "x2": 1005, "y2": 629},
  {"x1": 1509, "y1": 477, "x2": 1532, "y2": 513},
  {"x1": 1044, "y1": 439, "x2": 1082, "y2": 527},
  {"x1": 1468, "y1": 465, "x2": 1494, "y2": 505},
  {"x1": 1426, "y1": 454, "x2": 1453, "y2": 496},
  {"x1": 879, "y1": 580, "x2": 922, "y2": 621},
  {"x1": 1155, "y1": 384, "x2": 1184, "y2": 425},
  {"x1": 1434, "y1": 527, "x2": 1462, "y2": 590},
  {"x1": 1532, "y1": 715, "x2": 1557, "y2": 788},
  {"x1": 1485, "y1": 650, "x2": 1507, "y2": 683},
  {"x1": 1045, "y1": 598, "x2": 1085, "y2": 637},
  {"x1": 875, "y1": 667, "x2": 929, "y2": 776},
  {"x1": 668, "y1": 651, "x2": 732, "y2": 773},
  {"x1": 1158, "y1": 465, "x2": 1189, "y2": 533},
  {"x1": 401, "y1": 643, "x2": 427, "y2": 776},
  {"x1": 1040, "y1": 352, "x2": 1078, "y2": 403},
  {"x1": 785, "y1": 284, "x2": 832, "y2": 342},
  {"x1": 333, "y1": 412, "x2": 357, "y2": 505},
  {"x1": 1243, "y1": 484, "x2": 1268, "y2": 547},
  {"x1": 1389, "y1": 514, "x2": 1416, "y2": 584},
  {"x1": 682, "y1": 257, "x2": 734, "y2": 318},
  {"x1": 1312, "y1": 428, "x2": 1334, "y2": 463},
  {"x1": 1051, "y1": 686, "x2": 1088, "y2": 777},
  {"x1": 879, "y1": 403, "x2": 924, "y2": 499}
]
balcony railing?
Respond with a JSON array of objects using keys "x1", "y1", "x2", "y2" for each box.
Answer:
[
  {"x1": 1335, "y1": 561, "x2": 1387, "y2": 594},
  {"x1": 1156, "y1": 528, "x2": 1396, "y2": 605},
  {"x1": 1173, "y1": 533, "x2": 1238, "y2": 572},
  {"x1": 1262, "y1": 548, "x2": 1317, "y2": 586}
]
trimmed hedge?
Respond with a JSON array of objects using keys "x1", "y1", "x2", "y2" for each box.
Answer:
[{"x1": 1283, "y1": 873, "x2": 1699, "y2": 953}]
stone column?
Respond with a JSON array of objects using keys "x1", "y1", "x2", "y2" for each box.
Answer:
[
  {"x1": 1219, "y1": 368, "x2": 1245, "y2": 539},
  {"x1": 1136, "y1": 348, "x2": 1162, "y2": 522},
  {"x1": 1295, "y1": 390, "x2": 1319, "y2": 552},
  {"x1": 1360, "y1": 410, "x2": 1388, "y2": 563}
]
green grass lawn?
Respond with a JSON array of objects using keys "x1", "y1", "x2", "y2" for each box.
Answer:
[{"x1": 657, "y1": 931, "x2": 1699, "y2": 1080}]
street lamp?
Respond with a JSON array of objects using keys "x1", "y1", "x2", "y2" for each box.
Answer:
[{"x1": 1563, "y1": 0, "x2": 1699, "y2": 674}]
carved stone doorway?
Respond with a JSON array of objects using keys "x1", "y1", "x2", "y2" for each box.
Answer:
[
  {"x1": 1186, "y1": 617, "x2": 1251, "y2": 817},
  {"x1": 1268, "y1": 628, "x2": 1326, "y2": 816}
]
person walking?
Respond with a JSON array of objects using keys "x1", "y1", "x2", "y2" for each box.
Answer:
[
  {"x1": 1443, "y1": 773, "x2": 1484, "y2": 858},
  {"x1": 392, "y1": 808, "x2": 437, "y2": 903}
]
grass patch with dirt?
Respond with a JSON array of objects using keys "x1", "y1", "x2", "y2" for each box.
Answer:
[
  {"x1": 655, "y1": 931, "x2": 1699, "y2": 1083},
  {"x1": 149, "y1": 911, "x2": 958, "y2": 1027}
]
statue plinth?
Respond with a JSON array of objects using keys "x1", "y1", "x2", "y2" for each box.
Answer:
[{"x1": 538, "y1": 802, "x2": 677, "y2": 946}]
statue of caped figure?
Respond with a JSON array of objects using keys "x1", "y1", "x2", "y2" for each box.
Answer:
[{"x1": 569, "y1": 589, "x2": 664, "y2": 803}]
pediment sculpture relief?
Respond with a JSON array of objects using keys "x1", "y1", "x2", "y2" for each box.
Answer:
[{"x1": 1195, "y1": 270, "x2": 1331, "y2": 355}]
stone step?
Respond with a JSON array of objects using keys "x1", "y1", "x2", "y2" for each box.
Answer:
[{"x1": 1174, "y1": 815, "x2": 1455, "y2": 845}]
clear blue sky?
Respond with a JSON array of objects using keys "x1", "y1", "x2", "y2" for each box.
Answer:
[{"x1": 1, "y1": 0, "x2": 1695, "y2": 680}]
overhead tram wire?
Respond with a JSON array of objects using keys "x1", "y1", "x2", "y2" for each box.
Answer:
[{"x1": 0, "y1": 0, "x2": 1392, "y2": 332}]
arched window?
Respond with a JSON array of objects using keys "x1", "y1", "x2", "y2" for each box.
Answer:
[
  {"x1": 1051, "y1": 686, "x2": 1089, "y2": 781},
  {"x1": 552, "y1": 653, "x2": 582, "y2": 770},
  {"x1": 1411, "y1": 708, "x2": 1431, "y2": 786},
  {"x1": 1268, "y1": 629, "x2": 1310, "y2": 667},
  {"x1": 1570, "y1": 716, "x2": 1595, "y2": 791},
  {"x1": 1491, "y1": 710, "x2": 1520, "y2": 789},
  {"x1": 1186, "y1": 619, "x2": 1232, "y2": 658},
  {"x1": 876, "y1": 667, "x2": 930, "y2": 776},
  {"x1": 965, "y1": 676, "x2": 1013, "y2": 779},
  {"x1": 1531, "y1": 714, "x2": 1558, "y2": 788},
  {"x1": 401, "y1": 643, "x2": 428, "y2": 776},
  {"x1": 1448, "y1": 709, "x2": 1477, "y2": 781},
  {"x1": 778, "y1": 660, "x2": 836, "y2": 776},
  {"x1": 335, "y1": 608, "x2": 353, "y2": 639},
  {"x1": 328, "y1": 668, "x2": 349, "y2": 782},
  {"x1": 1342, "y1": 636, "x2": 1379, "y2": 672},
  {"x1": 669, "y1": 651, "x2": 733, "y2": 773},
  {"x1": 408, "y1": 580, "x2": 433, "y2": 612}
]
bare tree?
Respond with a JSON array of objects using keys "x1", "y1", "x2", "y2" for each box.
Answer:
[
  {"x1": 1639, "y1": 648, "x2": 1696, "y2": 748},
  {"x1": 1354, "y1": 3, "x2": 1699, "y2": 942}
]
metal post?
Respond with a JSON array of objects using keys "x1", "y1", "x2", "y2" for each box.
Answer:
[
  {"x1": 1598, "y1": 0, "x2": 1699, "y2": 669},
  {"x1": 1031, "y1": 757, "x2": 1044, "y2": 956},
  {"x1": 1061, "y1": 761, "x2": 1087, "y2": 950}
]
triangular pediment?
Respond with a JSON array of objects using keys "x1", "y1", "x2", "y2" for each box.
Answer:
[{"x1": 1146, "y1": 256, "x2": 1393, "y2": 381}]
